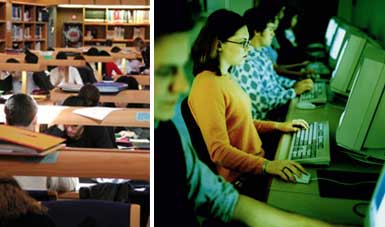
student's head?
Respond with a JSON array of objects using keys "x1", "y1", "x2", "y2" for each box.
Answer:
[
  {"x1": 244, "y1": 7, "x2": 276, "y2": 48},
  {"x1": 85, "y1": 47, "x2": 99, "y2": 56},
  {"x1": 154, "y1": 0, "x2": 201, "y2": 122},
  {"x1": 0, "y1": 175, "x2": 47, "y2": 219},
  {"x1": 192, "y1": 9, "x2": 249, "y2": 76},
  {"x1": 133, "y1": 37, "x2": 146, "y2": 52},
  {"x1": 79, "y1": 84, "x2": 100, "y2": 106},
  {"x1": 24, "y1": 48, "x2": 39, "y2": 64},
  {"x1": 4, "y1": 94, "x2": 38, "y2": 130},
  {"x1": 259, "y1": 0, "x2": 286, "y2": 26},
  {"x1": 62, "y1": 96, "x2": 87, "y2": 139},
  {"x1": 114, "y1": 76, "x2": 140, "y2": 107},
  {"x1": 56, "y1": 51, "x2": 68, "y2": 71}
]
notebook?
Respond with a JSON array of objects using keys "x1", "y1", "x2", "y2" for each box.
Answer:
[
  {"x1": 0, "y1": 125, "x2": 65, "y2": 157},
  {"x1": 93, "y1": 82, "x2": 128, "y2": 94}
]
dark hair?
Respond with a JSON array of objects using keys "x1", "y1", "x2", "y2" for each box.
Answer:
[
  {"x1": 258, "y1": 0, "x2": 286, "y2": 20},
  {"x1": 24, "y1": 49, "x2": 39, "y2": 64},
  {"x1": 6, "y1": 58, "x2": 19, "y2": 63},
  {"x1": 243, "y1": 7, "x2": 275, "y2": 38},
  {"x1": 105, "y1": 39, "x2": 113, "y2": 47},
  {"x1": 79, "y1": 84, "x2": 100, "y2": 106},
  {"x1": 4, "y1": 94, "x2": 37, "y2": 127},
  {"x1": 116, "y1": 76, "x2": 139, "y2": 90},
  {"x1": 192, "y1": 9, "x2": 244, "y2": 76},
  {"x1": 155, "y1": 0, "x2": 201, "y2": 39},
  {"x1": 0, "y1": 175, "x2": 48, "y2": 219},
  {"x1": 110, "y1": 46, "x2": 121, "y2": 53},
  {"x1": 46, "y1": 47, "x2": 55, "y2": 51},
  {"x1": 74, "y1": 55, "x2": 85, "y2": 60},
  {"x1": 62, "y1": 95, "x2": 87, "y2": 107},
  {"x1": 98, "y1": 50, "x2": 110, "y2": 56},
  {"x1": 56, "y1": 51, "x2": 68, "y2": 60},
  {"x1": 85, "y1": 47, "x2": 99, "y2": 56}
]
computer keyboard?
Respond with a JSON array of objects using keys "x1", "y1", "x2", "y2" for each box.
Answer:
[
  {"x1": 288, "y1": 121, "x2": 331, "y2": 165},
  {"x1": 299, "y1": 82, "x2": 327, "y2": 104}
]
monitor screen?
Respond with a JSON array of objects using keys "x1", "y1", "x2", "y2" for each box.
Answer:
[
  {"x1": 330, "y1": 34, "x2": 368, "y2": 96},
  {"x1": 330, "y1": 27, "x2": 346, "y2": 60},
  {"x1": 367, "y1": 165, "x2": 385, "y2": 227},
  {"x1": 336, "y1": 48, "x2": 385, "y2": 161},
  {"x1": 325, "y1": 18, "x2": 338, "y2": 48}
]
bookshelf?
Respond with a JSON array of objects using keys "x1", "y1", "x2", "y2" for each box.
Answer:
[
  {"x1": 57, "y1": 6, "x2": 150, "y2": 47},
  {"x1": 10, "y1": 3, "x2": 48, "y2": 50},
  {"x1": 0, "y1": 1, "x2": 5, "y2": 52}
]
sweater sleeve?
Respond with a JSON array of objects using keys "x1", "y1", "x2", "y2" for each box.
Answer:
[
  {"x1": 253, "y1": 120, "x2": 277, "y2": 134},
  {"x1": 189, "y1": 76, "x2": 265, "y2": 175},
  {"x1": 276, "y1": 72, "x2": 296, "y2": 88}
]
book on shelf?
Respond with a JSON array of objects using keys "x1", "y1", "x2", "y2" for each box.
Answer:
[
  {"x1": 85, "y1": 10, "x2": 106, "y2": 22},
  {"x1": 132, "y1": 27, "x2": 146, "y2": 40},
  {"x1": 0, "y1": 125, "x2": 66, "y2": 157}
]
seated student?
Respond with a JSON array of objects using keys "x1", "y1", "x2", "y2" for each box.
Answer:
[
  {"x1": 0, "y1": 70, "x2": 13, "y2": 94},
  {"x1": 275, "y1": 6, "x2": 308, "y2": 65},
  {"x1": 155, "y1": 2, "x2": 334, "y2": 226},
  {"x1": 78, "y1": 84, "x2": 100, "y2": 107},
  {"x1": 5, "y1": 58, "x2": 39, "y2": 94},
  {"x1": 49, "y1": 52, "x2": 83, "y2": 87},
  {"x1": 24, "y1": 49, "x2": 54, "y2": 95},
  {"x1": 133, "y1": 37, "x2": 150, "y2": 74},
  {"x1": 0, "y1": 175, "x2": 56, "y2": 227},
  {"x1": 74, "y1": 55, "x2": 97, "y2": 84},
  {"x1": 232, "y1": 7, "x2": 313, "y2": 120},
  {"x1": 4, "y1": 94, "x2": 78, "y2": 192},
  {"x1": 99, "y1": 50, "x2": 123, "y2": 80},
  {"x1": 46, "y1": 95, "x2": 117, "y2": 148}
]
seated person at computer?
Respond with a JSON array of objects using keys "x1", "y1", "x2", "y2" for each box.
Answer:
[
  {"x1": 188, "y1": 9, "x2": 310, "y2": 199},
  {"x1": 0, "y1": 175, "x2": 56, "y2": 227},
  {"x1": 4, "y1": 94, "x2": 78, "y2": 192},
  {"x1": 156, "y1": 4, "x2": 335, "y2": 226},
  {"x1": 46, "y1": 96, "x2": 117, "y2": 148},
  {"x1": 275, "y1": 6, "x2": 308, "y2": 65},
  {"x1": 49, "y1": 52, "x2": 83, "y2": 87},
  {"x1": 232, "y1": 7, "x2": 313, "y2": 120}
]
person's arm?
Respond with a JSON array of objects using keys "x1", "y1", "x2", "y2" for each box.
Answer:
[
  {"x1": 47, "y1": 177, "x2": 79, "y2": 192},
  {"x1": 232, "y1": 195, "x2": 334, "y2": 227},
  {"x1": 91, "y1": 126, "x2": 116, "y2": 148},
  {"x1": 111, "y1": 62, "x2": 123, "y2": 76},
  {"x1": 188, "y1": 74, "x2": 265, "y2": 175},
  {"x1": 70, "y1": 67, "x2": 84, "y2": 85}
]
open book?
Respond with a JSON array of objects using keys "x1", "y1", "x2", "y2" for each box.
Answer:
[{"x1": 0, "y1": 125, "x2": 65, "y2": 157}]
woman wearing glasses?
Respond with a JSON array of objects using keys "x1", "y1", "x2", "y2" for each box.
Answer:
[{"x1": 187, "y1": 9, "x2": 309, "y2": 198}]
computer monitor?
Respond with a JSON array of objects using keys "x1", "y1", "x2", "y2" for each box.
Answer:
[
  {"x1": 330, "y1": 33, "x2": 368, "y2": 96},
  {"x1": 329, "y1": 26, "x2": 347, "y2": 68},
  {"x1": 325, "y1": 17, "x2": 339, "y2": 50},
  {"x1": 336, "y1": 47, "x2": 385, "y2": 161},
  {"x1": 366, "y1": 164, "x2": 385, "y2": 227}
]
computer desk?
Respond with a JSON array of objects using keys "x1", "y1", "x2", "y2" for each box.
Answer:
[
  {"x1": 0, "y1": 148, "x2": 149, "y2": 180},
  {"x1": 267, "y1": 95, "x2": 382, "y2": 225},
  {"x1": 0, "y1": 104, "x2": 150, "y2": 128},
  {"x1": 50, "y1": 88, "x2": 150, "y2": 104}
]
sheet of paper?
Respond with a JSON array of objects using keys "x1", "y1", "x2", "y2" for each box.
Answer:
[{"x1": 72, "y1": 107, "x2": 120, "y2": 121}]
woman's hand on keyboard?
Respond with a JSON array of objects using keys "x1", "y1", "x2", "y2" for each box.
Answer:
[
  {"x1": 275, "y1": 119, "x2": 309, "y2": 132},
  {"x1": 293, "y1": 79, "x2": 314, "y2": 95},
  {"x1": 265, "y1": 160, "x2": 307, "y2": 182}
]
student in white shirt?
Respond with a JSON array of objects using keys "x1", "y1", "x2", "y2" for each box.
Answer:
[{"x1": 49, "y1": 52, "x2": 83, "y2": 87}]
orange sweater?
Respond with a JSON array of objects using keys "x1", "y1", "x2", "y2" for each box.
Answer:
[{"x1": 188, "y1": 71, "x2": 276, "y2": 182}]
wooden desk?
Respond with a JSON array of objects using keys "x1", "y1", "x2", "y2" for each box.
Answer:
[
  {"x1": 0, "y1": 104, "x2": 150, "y2": 128},
  {"x1": 0, "y1": 149, "x2": 149, "y2": 179},
  {"x1": 50, "y1": 88, "x2": 150, "y2": 104},
  {"x1": 114, "y1": 75, "x2": 150, "y2": 87},
  {"x1": 267, "y1": 97, "x2": 380, "y2": 225}
]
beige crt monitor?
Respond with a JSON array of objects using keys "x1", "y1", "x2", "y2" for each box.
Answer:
[
  {"x1": 330, "y1": 34, "x2": 381, "y2": 96},
  {"x1": 336, "y1": 48, "x2": 385, "y2": 161}
]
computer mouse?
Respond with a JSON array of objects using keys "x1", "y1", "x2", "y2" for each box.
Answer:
[
  {"x1": 296, "y1": 102, "x2": 316, "y2": 110},
  {"x1": 294, "y1": 172, "x2": 311, "y2": 184}
]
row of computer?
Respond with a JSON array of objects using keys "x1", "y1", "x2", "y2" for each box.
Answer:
[{"x1": 287, "y1": 16, "x2": 385, "y2": 166}]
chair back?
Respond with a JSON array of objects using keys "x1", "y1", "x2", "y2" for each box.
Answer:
[{"x1": 181, "y1": 97, "x2": 218, "y2": 173}]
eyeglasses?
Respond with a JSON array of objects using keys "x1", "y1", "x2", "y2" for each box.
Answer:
[{"x1": 226, "y1": 39, "x2": 251, "y2": 49}]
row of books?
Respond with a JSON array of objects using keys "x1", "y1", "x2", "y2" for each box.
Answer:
[
  {"x1": 12, "y1": 6, "x2": 41, "y2": 22},
  {"x1": 12, "y1": 25, "x2": 44, "y2": 40},
  {"x1": 85, "y1": 10, "x2": 149, "y2": 24}
]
